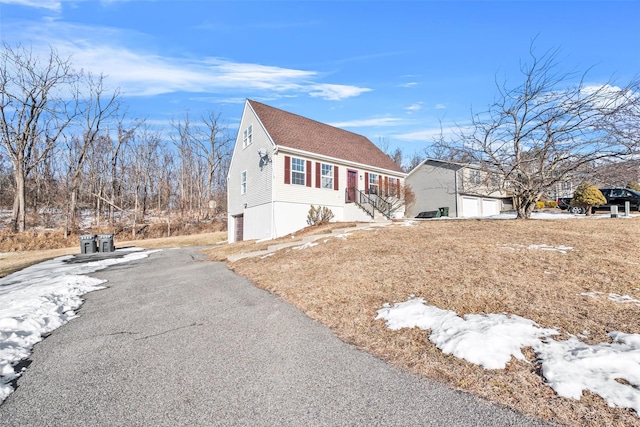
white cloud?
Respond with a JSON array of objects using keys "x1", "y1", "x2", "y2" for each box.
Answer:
[
  {"x1": 395, "y1": 126, "x2": 458, "y2": 142},
  {"x1": 0, "y1": 0, "x2": 60, "y2": 10},
  {"x1": 309, "y1": 84, "x2": 372, "y2": 101},
  {"x1": 405, "y1": 103, "x2": 423, "y2": 112},
  {"x1": 435, "y1": 103, "x2": 446, "y2": 109},
  {"x1": 399, "y1": 82, "x2": 419, "y2": 88},
  {"x1": 329, "y1": 117, "x2": 404, "y2": 128},
  {"x1": 580, "y1": 83, "x2": 638, "y2": 111},
  {"x1": 2, "y1": 20, "x2": 371, "y2": 101}
]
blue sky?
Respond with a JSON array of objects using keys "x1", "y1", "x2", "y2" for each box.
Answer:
[{"x1": 1, "y1": 0, "x2": 639, "y2": 160}]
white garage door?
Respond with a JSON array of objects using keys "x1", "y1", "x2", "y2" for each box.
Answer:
[
  {"x1": 481, "y1": 199, "x2": 500, "y2": 216},
  {"x1": 461, "y1": 197, "x2": 479, "y2": 217}
]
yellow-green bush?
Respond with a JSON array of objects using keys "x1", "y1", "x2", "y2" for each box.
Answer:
[
  {"x1": 535, "y1": 201, "x2": 546, "y2": 210},
  {"x1": 572, "y1": 182, "x2": 606, "y2": 216},
  {"x1": 546, "y1": 200, "x2": 558, "y2": 208}
]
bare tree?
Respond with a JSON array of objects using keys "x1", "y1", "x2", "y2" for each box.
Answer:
[
  {"x1": 63, "y1": 73, "x2": 119, "y2": 236},
  {"x1": 0, "y1": 43, "x2": 79, "y2": 231},
  {"x1": 443, "y1": 45, "x2": 640, "y2": 218},
  {"x1": 196, "y1": 110, "x2": 233, "y2": 216}
]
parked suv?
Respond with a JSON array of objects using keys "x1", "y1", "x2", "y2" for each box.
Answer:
[{"x1": 557, "y1": 187, "x2": 640, "y2": 214}]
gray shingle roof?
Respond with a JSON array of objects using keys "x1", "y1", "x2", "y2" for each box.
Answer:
[{"x1": 248, "y1": 99, "x2": 404, "y2": 173}]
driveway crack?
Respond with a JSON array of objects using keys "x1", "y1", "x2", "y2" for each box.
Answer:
[{"x1": 134, "y1": 322, "x2": 204, "y2": 341}]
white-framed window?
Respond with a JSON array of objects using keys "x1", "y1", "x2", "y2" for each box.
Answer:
[
  {"x1": 241, "y1": 170, "x2": 247, "y2": 194},
  {"x1": 291, "y1": 157, "x2": 305, "y2": 185},
  {"x1": 489, "y1": 173, "x2": 500, "y2": 188},
  {"x1": 389, "y1": 177, "x2": 398, "y2": 197},
  {"x1": 469, "y1": 170, "x2": 482, "y2": 185},
  {"x1": 243, "y1": 124, "x2": 253, "y2": 148},
  {"x1": 369, "y1": 173, "x2": 379, "y2": 194},
  {"x1": 321, "y1": 163, "x2": 333, "y2": 189}
]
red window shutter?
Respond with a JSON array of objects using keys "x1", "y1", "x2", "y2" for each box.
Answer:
[
  {"x1": 334, "y1": 166, "x2": 339, "y2": 190},
  {"x1": 364, "y1": 172, "x2": 369, "y2": 194},
  {"x1": 396, "y1": 178, "x2": 400, "y2": 196},
  {"x1": 315, "y1": 162, "x2": 321, "y2": 188},
  {"x1": 384, "y1": 176, "x2": 389, "y2": 196},
  {"x1": 379, "y1": 175, "x2": 383, "y2": 193},
  {"x1": 306, "y1": 160, "x2": 312, "y2": 187},
  {"x1": 284, "y1": 156, "x2": 291, "y2": 184}
]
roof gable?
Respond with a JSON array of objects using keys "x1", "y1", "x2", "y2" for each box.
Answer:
[{"x1": 248, "y1": 99, "x2": 403, "y2": 173}]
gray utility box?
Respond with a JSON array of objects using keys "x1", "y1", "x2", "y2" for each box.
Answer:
[
  {"x1": 97, "y1": 234, "x2": 115, "y2": 253},
  {"x1": 79, "y1": 235, "x2": 98, "y2": 254}
]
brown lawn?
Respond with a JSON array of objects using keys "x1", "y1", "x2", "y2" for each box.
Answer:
[
  {"x1": 217, "y1": 218, "x2": 640, "y2": 427},
  {"x1": 0, "y1": 231, "x2": 228, "y2": 278}
]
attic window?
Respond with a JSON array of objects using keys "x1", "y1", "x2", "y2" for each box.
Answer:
[{"x1": 243, "y1": 124, "x2": 253, "y2": 148}]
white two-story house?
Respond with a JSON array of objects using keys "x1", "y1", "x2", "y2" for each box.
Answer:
[
  {"x1": 227, "y1": 100, "x2": 406, "y2": 242},
  {"x1": 406, "y1": 158, "x2": 513, "y2": 218}
]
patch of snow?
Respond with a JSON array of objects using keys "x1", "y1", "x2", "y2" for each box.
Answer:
[
  {"x1": 0, "y1": 249, "x2": 160, "y2": 404},
  {"x1": 292, "y1": 242, "x2": 318, "y2": 250},
  {"x1": 497, "y1": 243, "x2": 574, "y2": 254},
  {"x1": 537, "y1": 332, "x2": 640, "y2": 414},
  {"x1": 608, "y1": 293, "x2": 640, "y2": 306},
  {"x1": 581, "y1": 292, "x2": 640, "y2": 307},
  {"x1": 581, "y1": 291, "x2": 604, "y2": 299},
  {"x1": 376, "y1": 298, "x2": 558, "y2": 370},
  {"x1": 376, "y1": 297, "x2": 640, "y2": 416},
  {"x1": 333, "y1": 233, "x2": 351, "y2": 240},
  {"x1": 260, "y1": 253, "x2": 274, "y2": 259}
]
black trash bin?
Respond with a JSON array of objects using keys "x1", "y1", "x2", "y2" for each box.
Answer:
[
  {"x1": 79, "y1": 235, "x2": 97, "y2": 254},
  {"x1": 97, "y1": 234, "x2": 115, "y2": 253}
]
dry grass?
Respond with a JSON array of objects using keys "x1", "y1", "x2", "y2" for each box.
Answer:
[
  {"x1": 0, "y1": 231, "x2": 227, "y2": 278},
  {"x1": 206, "y1": 222, "x2": 357, "y2": 261},
  {"x1": 225, "y1": 218, "x2": 640, "y2": 427}
]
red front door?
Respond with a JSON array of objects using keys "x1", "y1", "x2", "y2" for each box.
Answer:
[{"x1": 346, "y1": 169, "x2": 357, "y2": 202}]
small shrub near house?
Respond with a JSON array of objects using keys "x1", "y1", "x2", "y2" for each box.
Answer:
[
  {"x1": 307, "y1": 205, "x2": 335, "y2": 226},
  {"x1": 571, "y1": 182, "x2": 606, "y2": 216},
  {"x1": 545, "y1": 200, "x2": 558, "y2": 209},
  {"x1": 534, "y1": 201, "x2": 546, "y2": 210}
]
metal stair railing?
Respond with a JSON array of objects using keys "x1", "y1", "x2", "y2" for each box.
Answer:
[
  {"x1": 346, "y1": 187, "x2": 375, "y2": 218},
  {"x1": 369, "y1": 192, "x2": 393, "y2": 219}
]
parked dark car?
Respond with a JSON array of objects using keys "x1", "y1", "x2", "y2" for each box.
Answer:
[{"x1": 557, "y1": 187, "x2": 640, "y2": 214}]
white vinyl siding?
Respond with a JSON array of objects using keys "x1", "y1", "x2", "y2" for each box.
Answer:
[{"x1": 228, "y1": 103, "x2": 273, "y2": 220}]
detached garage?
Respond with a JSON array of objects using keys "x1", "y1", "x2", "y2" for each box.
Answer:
[{"x1": 406, "y1": 158, "x2": 513, "y2": 219}]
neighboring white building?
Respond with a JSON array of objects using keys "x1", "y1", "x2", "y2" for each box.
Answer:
[
  {"x1": 227, "y1": 100, "x2": 406, "y2": 242},
  {"x1": 405, "y1": 158, "x2": 513, "y2": 218}
]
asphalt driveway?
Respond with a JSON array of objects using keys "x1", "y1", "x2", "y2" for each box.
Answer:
[{"x1": 0, "y1": 247, "x2": 552, "y2": 426}]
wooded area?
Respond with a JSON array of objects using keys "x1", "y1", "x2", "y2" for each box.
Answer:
[{"x1": 0, "y1": 43, "x2": 233, "y2": 236}]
